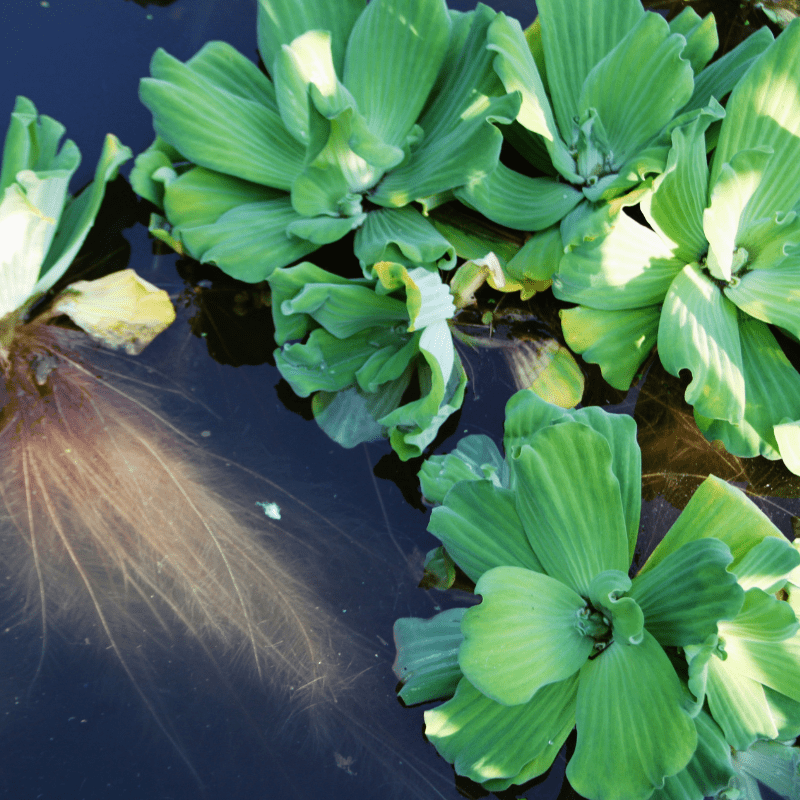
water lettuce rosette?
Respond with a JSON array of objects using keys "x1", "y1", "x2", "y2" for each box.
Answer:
[
  {"x1": 269, "y1": 258, "x2": 464, "y2": 460},
  {"x1": 554, "y1": 20, "x2": 800, "y2": 475},
  {"x1": 393, "y1": 390, "x2": 800, "y2": 800},
  {"x1": 130, "y1": 0, "x2": 520, "y2": 282},
  {"x1": 0, "y1": 97, "x2": 148, "y2": 348},
  {"x1": 454, "y1": 0, "x2": 772, "y2": 250}
]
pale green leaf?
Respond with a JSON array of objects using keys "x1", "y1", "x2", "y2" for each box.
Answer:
[
  {"x1": 459, "y1": 567, "x2": 591, "y2": 705},
  {"x1": 658, "y1": 262, "x2": 745, "y2": 424},
  {"x1": 428, "y1": 481, "x2": 541, "y2": 583},
  {"x1": 424, "y1": 674, "x2": 578, "y2": 789},
  {"x1": 560, "y1": 304, "x2": 659, "y2": 391},
  {"x1": 511, "y1": 422, "x2": 629, "y2": 596},
  {"x1": 569, "y1": 631, "x2": 696, "y2": 800},
  {"x1": 668, "y1": 7, "x2": 717, "y2": 75},
  {"x1": 393, "y1": 609, "x2": 465, "y2": 705}
]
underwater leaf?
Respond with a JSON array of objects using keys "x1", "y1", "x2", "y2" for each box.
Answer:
[
  {"x1": 459, "y1": 566, "x2": 592, "y2": 705},
  {"x1": 511, "y1": 422, "x2": 629, "y2": 597},
  {"x1": 568, "y1": 631, "x2": 697, "y2": 800},
  {"x1": 658, "y1": 262, "x2": 745, "y2": 424},
  {"x1": 393, "y1": 608, "x2": 465, "y2": 705},
  {"x1": 561, "y1": 304, "x2": 660, "y2": 391},
  {"x1": 629, "y1": 538, "x2": 743, "y2": 647},
  {"x1": 424, "y1": 674, "x2": 578, "y2": 790},
  {"x1": 418, "y1": 433, "x2": 506, "y2": 505},
  {"x1": 428, "y1": 481, "x2": 542, "y2": 583},
  {"x1": 418, "y1": 547, "x2": 457, "y2": 591},
  {"x1": 52, "y1": 269, "x2": 176, "y2": 355},
  {"x1": 506, "y1": 338, "x2": 585, "y2": 409}
]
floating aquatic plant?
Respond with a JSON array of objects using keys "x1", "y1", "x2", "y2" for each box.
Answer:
[
  {"x1": 555, "y1": 19, "x2": 800, "y2": 475},
  {"x1": 454, "y1": 0, "x2": 772, "y2": 290},
  {"x1": 269, "y1": 258, "x2": 464, "y2": 459},
  {"x1": 130, "y1": 0, "x2": 520, "y2": 281},
  {"x1": 395, "y1": 389, "x2": 800, "y2": 800}
]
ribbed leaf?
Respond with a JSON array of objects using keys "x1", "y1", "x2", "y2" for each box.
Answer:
[
  {"x1": 511, "y1": 423, "x2": 629, "y2": 597},
  {"x1": 393, "y1": 609, "x2": 465, "y2": 705},
  {"x1": 456, "y1": 164, "x2": 582, "y2": 231},
  {"x1": 424, "y1": 674, "x2": 578, "y2": 789},
  {"x1": 460, "y1": 567, "x2": 591, "y2": 705},
  {"x1": 569, "y1": 631, "x2": 697, "y2": 800},
  {"x1": 578, "y1": 13, "x2": 693, "y2": 169},
  {"x1": 630, "y1": 538, "x2": 743, "y2": 647},
  {"x1": 668, "y1": 7, "x2": 718, "y2": 75},
  {"x1": 711, "y1": 19, "x2": 800, "y2": 222},
  {"x1": 256, "y1": 0, "x2": 363, "y2": 75},
  {"x1": 429, "y1": 482, "x2": 541, "y2": 583},
  {"x1": 537, "y1": 0, "x2": 644, "y2": 141},
  {"x1": 696, "y1": 316, "x2": 800, "y2": 464},
  {"x1": 344, "y1": 0, "x2": 449, "y2": 149},
  {"x1": 561, "y1": 304, "x2": 660, "y2": 391},
  {"x1": 643, "y1": 109, "x2": 719, "y2": 262},
  {"x1": 658, "y1": 262, "x2": 745, "y2": 423},
  {"x1": 735, "y1": 535, "x2": 800, "y2": 593},
  {"x1": 554, "y1": 211, "x2": 682, "y2": 311},
  {"x1": 418, "y1": 434, "x2": 506, "y2": 505},
  {"x1": 486, "y1": 13, "x2": 575, "y2": 179},
  {"x1": 141, "y1": 48, "x2": 303, "y2": 190},
  {"x1": 638, "y1": 474, "x2": 784, "y2": 577}
]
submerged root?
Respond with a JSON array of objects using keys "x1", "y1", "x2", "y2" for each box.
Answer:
[{"x1": 0, "y1": 323, "x2": 351, "y2": 738}]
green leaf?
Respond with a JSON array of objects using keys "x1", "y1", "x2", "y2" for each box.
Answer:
[
  {"x1": 256, "y1": 0, "x2": 364, "y2": 76},
  {"x1": 537, "y1": 0, "x2": 644, "y2": 143},
  {"x1": 424, "y1": 674, "x2": 578, "y2": 790},
  {"x1": 561, "y1": 304, "x2": 660, "y2": 391},
  {"x1": 486, "y1": 13, "x2": 575, "y2": 178},
  {"x1": 588, "y1": 570, "x2": 644, "y2": 645},
  {"x1": 711, "y1": 19, "x2": 800, "y2": 222},
  {"x1": 658, "y1": 262, "x2": 745, "y2": 424},
  {"x1": 140, "y1": 47, "x2": 304, "y2": 191},
  {"x1": 343, "y1": 0, "x2": 449, "y2": 149},
  {"x1": 36, "y1": 133, "x2": 131, "y2": 294},
  {"x1": 695, "y1": 316, "x2": 800, "y2": 465},
  {"x1": 630, "y1": 538, "x2": 743, "y2": 647},
  {"x1": 568, "y1": 631, "x2": 697, "y2": 800},
  {"x1": 511, "y1": 422, "x2": 630, "y2": 597},
  {"x1": 418, "y1": 434, "x2": 506, "y2": 505},
  {"x1": 578, "y1": 13, "x2": 693, "y2": 170},
  {"x1": 638, "y1": 474, "x2": 784, "y2": 577},
  {"x1": 734, "y1": 536, "x2": 800, "y2": 593},
  {"x1": 428, "y1": 481, "x2": 542, "y2": 584},
  {"x1": 459, "y1": 567, "x2": 591, "y2": 705},
  {"x1": 354, "y1": 207, "x2": 455, "y2": 274},
  {"x1": 553, "y1": 211, "x2": 683, "y2": 311},
  {"x1": 668, "y1": 7, "x2": 718, "y2": 75},
  {"x1": 393, "y1": 609, "x2": 465, "y2": 705},
  {"x1": 455, "y1": 164, "x2": 582, "y2": 231}
]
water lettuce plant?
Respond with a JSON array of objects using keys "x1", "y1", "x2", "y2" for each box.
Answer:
[
  {"x1": 130, "y1": 0, "x2": 520, "y2": 281},
  {"x1": 0, "y1": 96, "x2": 132, "y2": 336},
  {"x1": 554, "y1": 20, "x2": 800, "y2": 475},
  {"x1": 395, "y1": 390, "x2": 800, "y2": 800},
  {"x1": 269, "y1": 258, "x2": 464, "y2": 460},
  {"x1": 455, "y1": 0, "x2": 772, "y2": 247}
]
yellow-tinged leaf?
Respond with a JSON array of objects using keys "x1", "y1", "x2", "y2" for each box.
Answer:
[
  {"x1": 505, "y1": 338, "x2": 584, "y2": 408},
  {"x1": 52, "y1": 269, "x2": 176, "y2": 354}
]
